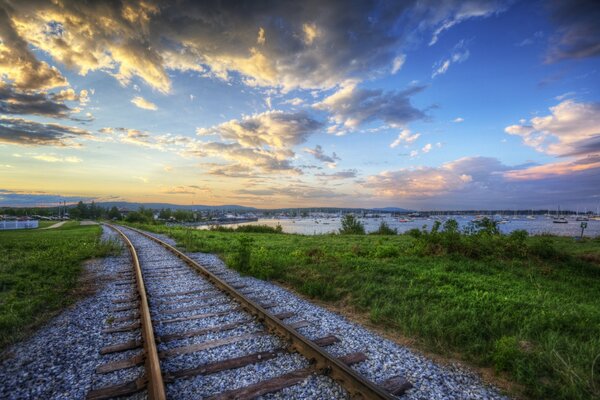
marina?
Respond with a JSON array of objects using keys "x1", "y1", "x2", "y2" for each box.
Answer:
[{"x1": 199, "y1": 215, "x2": 600, "y2": 237}]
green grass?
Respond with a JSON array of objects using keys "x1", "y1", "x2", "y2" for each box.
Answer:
[
  {"x1": 0, "y1": 223, "x2": 120, "y2": 350},
  {"x1": 129, "y1": 223, "x2": 600, "y2": 400},
  {"x1": 36, "y1": 220, "x2": 58, "y2": 228}
]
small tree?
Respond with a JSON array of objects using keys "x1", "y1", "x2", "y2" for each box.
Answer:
[
  {"x1": 372, "y1": 221, "x2": 397, "y2": 235},
  {"x1": 339, "y1": 214, "x2": 365, "y2": 235},
  {"x1": 108, "y1": 206, "x2": 121, "y2": 220}
]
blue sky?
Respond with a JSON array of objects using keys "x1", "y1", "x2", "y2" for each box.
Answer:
[{"x1": 1, "y1": 0, "x2": 599, "y2": 209}]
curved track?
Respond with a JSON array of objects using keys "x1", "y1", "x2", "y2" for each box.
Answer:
[{"x1": 86, "y1": 224, "x2": 411, "y2": 399}]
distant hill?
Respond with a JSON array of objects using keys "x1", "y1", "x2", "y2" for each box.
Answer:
[{"x1": 95, "y1": 202, "x2": 257, "y2": 212}]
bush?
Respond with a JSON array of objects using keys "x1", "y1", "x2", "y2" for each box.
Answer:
[
  {"x1": 339, "y1": 214, "x2": 365, "y2": 235},
  {"x1": 233, "y1": 236, "x2": 253, "y2": 272},
  {"x1": 371, "y1": 221, "x2": 397, "y2": 235},
  {"x1": 125, "y1": 211, "x2": 152, "y2": 223},
  {"x1": 210, "y1": 224, "x2": 283, "y2": 234}
]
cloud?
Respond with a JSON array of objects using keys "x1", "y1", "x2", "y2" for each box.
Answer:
[
  {"x1": 237, "y1": 183, "x2": 344, "y2": 200},
  {"x1": 545, "y1": 0, "x2": 600, "y2": 62},
  {"x1": 432, "y1": 39, "x2": 470, "y2": 78},
  {"x1": 198, "y1": 110, "x2": 322, "y2": 149},
  {"x1": 391, "y1": 54, "x2": 406, "y2": 74},
  {"x1": 314, "y1": 81, "x2": 426, "y2": 131},
  {"x1": 192, "y1": 141, "x2": 302, "y2": 174},
  {"x1": 0, "y1": 189, "x2": 90, "y2": 207},
  {"x1": 32, "y1": 154, "x2": 82, "y2": 163},
  {"x1": 0, "y1": 83, "x2": 70, "y2": 117},
  {"x1": 304, "y1": 145, "x2": 340, "y2": 163},
  {"x1": 315, "y1": 169, "x2": 358, "y2": 179},
  {"x1": 453, "y1": 117, "x2": 464, "y2": 123},
  {"x1": 0, "y1": 1, "x2": 512, "y2": 93},
  {"x1": 284, "y1": 97, "x2": 304, "y2": 106},
  {"x1": 363, "y1": 155, "x2": 600, "y2": 208},
  {"x1": 206, "y1": 164, "x2": 257, "y2": 178},
  {"x1": 131, "y1": 96, "x2": 158, "y2": 110},
  {"x1": 161, "y1": 185, "x2": 211, "y2": 195},
  {"x1": 422, "y1": 143, "x2": 433, "y2": 153},
  {"x1": 193, "y1": 110, "x2": 322, "y2": 174},
  {"x1": 0, "y1": 6, "x2": 68, "y2": 91},
  {"x1": 504, "y1": 100, "x2": 600, "y2": 157},
  {"x1": 423, "y1": 0, "x2": 509, "y2": 46},
  {"x1": 504, "y1": 155, "x2": 600, "y2": 180},
  {"x1": 390, "y1": 129, "x2": 421, "y2": 148},
  {"x1": 0, "y1": 117, "x2": 91, "y2": 146}
]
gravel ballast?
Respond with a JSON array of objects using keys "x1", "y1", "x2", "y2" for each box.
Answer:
[
  {"x1": 0, "y1": 227, "x2": 132, "y2": 399},
  {"x1": 0, "y1": 225, "x2": 511, "y2": 399}
]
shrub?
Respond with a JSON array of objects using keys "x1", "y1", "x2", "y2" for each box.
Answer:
[
  {"x1": 233, "y1": 236, "x2": 253, "y2": 272},
  {"x1": 371, "y1": 221, "x2": 397, "y2": 235},
  {"x1": 210, "y1": 224, "x2": 283, "y2": 234},
  {"x1": 406, "y1": 228, "x2": 422, "y2": 238},
  {"x1": 339, "y1": 214, "x2": 365, "y2": 235}
]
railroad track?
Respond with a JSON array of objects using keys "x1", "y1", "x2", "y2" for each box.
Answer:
[{"x1": 87, "y1": 224, "x2": 412, "y2": 399}]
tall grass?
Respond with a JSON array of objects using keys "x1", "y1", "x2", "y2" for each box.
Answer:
[{"x1": 0, "y1": 224, "x2": 121, "y2": 349}]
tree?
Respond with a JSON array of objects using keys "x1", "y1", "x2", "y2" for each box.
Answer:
[
  {"x1": 339, "y1": 214, "x2": 365, "y2": 234},
  {"x1": 108, "y1": 206, "x2": 121, "y2": 220}
]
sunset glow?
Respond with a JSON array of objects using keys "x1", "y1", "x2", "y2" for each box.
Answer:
[{"x1": 1, "y1": 0, "x2": 599, "y2": 209}]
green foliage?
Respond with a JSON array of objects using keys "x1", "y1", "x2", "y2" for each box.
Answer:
[
  {"x1": 370, "y1": 221, "x2": 398, "y2": 235},
  {"x1": 339, "y1": 214, "x2": 365, "y2": 235},
  {"x1": 209, "y1": 224, "x2": 283, "y2": 233},
  {"x1": 130, "y1": 222, "x2": 600, "y2": 400},
  {"x1": 108, "y1": 206, "x2": 121, "y2": 220},
  {"x1": 233, "y1": 236, "x2": 253, "y2": 272},
  {"x1": 0, "y1": 225, "x2": 120, "y2": 349}
]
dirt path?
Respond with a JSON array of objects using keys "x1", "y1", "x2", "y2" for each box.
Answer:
[{"x1": 41, "y1": 221, "x2": 66, "y2": 229}]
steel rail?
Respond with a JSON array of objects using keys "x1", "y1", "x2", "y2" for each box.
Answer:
[
  {"x1": 122, "y1": 225, "x2": 395, "y2": 400},
  {"x1": 105, "y1": 224, "x2": 166, "y2": 400}
]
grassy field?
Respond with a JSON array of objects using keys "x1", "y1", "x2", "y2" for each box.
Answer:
[
  {"x1": 0, "y1": 223, "x2": 119, "y2": 350},
  {"x1": 129, "y1": 223, "x2": 600, "y2": 399}
]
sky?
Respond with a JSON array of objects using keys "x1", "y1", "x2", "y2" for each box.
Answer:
[{"x1": 0, "y1": 0, "x2": 599, "y2": 210}]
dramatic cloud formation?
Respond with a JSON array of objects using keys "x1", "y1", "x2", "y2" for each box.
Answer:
[
  {"x1": 0, "y1": 83, "x2": 70, "y2": 117},
  {"x1": 131, "y1": 96, "x2": 158, "y2": 110},
  {"x1": 198, "y1": 111, "x2": 322, "y2": 149},
  {"x1": 545, "y1": 0, "x2": 600, "y2": 61},
  {"x1": 192, "y1": 111, "x2": 323, "y2": 174},
  {"x1": 0, "y1": 117, "x2": 90, "y2": 146},
  {"x1": 314, "y1": 81, "x2": 426, "y2": 132},
  {"x1": 505, "y1": 100, "x2": 600, "y2": 157},
  {"x1": 0, "y1": 6, "x2": 67, "y2": 90},
  {"x1": 0, "y1": 0, "x2": 506, "y2": 94}
]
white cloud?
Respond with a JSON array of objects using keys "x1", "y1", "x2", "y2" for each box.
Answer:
[
  {"x1": 391, "y1": 54, "x2": 406, "y2": 74},
  {"x1": 453, "y1": 117, "x2": 464, "y2": 123},
  {"x1": 422, "y1": 143, "x2": 433, "y2": 153},
  {"x1": 32, "y1": 154, "x2": 82, "y2": 163},
  {"x1": 505, "y1": 100, "x2": 600, "y2": 157},
  {"x1": 390, "y1": 129, "x2": 421, "y2": 148},
  {"x1": 131, "y1": 96, "x2": 158, "y2": 111},
  {"x1": 432, "y1": 40, "x2": 470, "y2": 78}
]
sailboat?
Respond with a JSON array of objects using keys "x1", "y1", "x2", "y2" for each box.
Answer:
[{"x1": 553, "y1": 205, "x2": 568, "y2": 223}]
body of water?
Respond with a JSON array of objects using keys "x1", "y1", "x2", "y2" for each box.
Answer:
[{"x1": 198, "y1": 215, "x2": 600, "y2": 237}]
